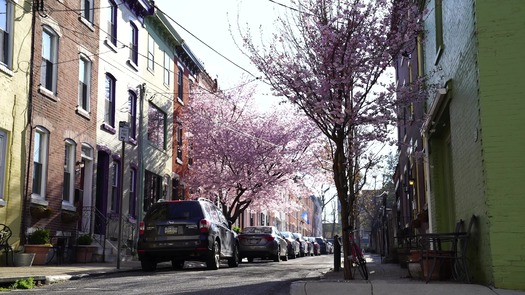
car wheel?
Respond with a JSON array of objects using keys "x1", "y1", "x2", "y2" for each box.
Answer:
[
  {"x1": 227, "y1": 244, "x2": 240, "y2": 267},
  {"x1": 172, "y1": 260, "x2": 184, "y2": 270},
  {"x1": 141, "y1": 258, "x2": 157, "y2": 272},
  {"x1": 273, "y1": 247, "x2": 281, "y2": 262},
  {"x1": 206, "y1": 240, "x2": 220, "y2": 270},
  {"x1": 247, "y1": 257, "x2": 254, "y2": 263},
  {"x1": 282, "y1": 248, "x2": 289, "y2": 261}
]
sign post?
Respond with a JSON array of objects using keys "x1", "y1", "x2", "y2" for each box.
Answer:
[{"x1": 117, "y1": 121, "x2": 129, "y2": 269}]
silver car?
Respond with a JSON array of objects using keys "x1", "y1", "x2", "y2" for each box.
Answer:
[{"x1": 238, "y1": 226, "x2": 288, "y2": 262}]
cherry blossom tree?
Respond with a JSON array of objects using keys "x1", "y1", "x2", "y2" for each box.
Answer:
[
  {"x1": 184, "y1": 79, "x2": 321, "y2": 226},
  {"x1": 240, "y1": 0, "x2": 422, "y2": 279}
]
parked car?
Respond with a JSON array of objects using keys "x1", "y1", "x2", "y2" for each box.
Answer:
[
  {"x1": 292, "y1": 232, "x2": 307, "y2": 257},
  {"x1": 326, "y1": 239, "x2": 334, "y2": 254},
  {"x1": 307, "y1": 237, "x2": 320, "y2": 255},
  {"x1": 238, "y1": 226, "x2": 288, "y2": 262},
  {"x1": 315, "y1": 237, "x2": 329, "y2": 255},
  {"x1": 303, "y1": 236, "x2": 315, "y2": 256},
  {"x1": 281, "y1": 231, "x2": 300, "y2": 259},
  {"x1": 137, "y1": 199, "x2": 240, "y2": 271}
]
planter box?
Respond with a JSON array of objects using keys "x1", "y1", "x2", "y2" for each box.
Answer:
[
  {"x1": 24, "y1": 245, "x2": 52, "y2": 265},
  {"x1": 14, "y1": 253, "x2": 35, "y2": 267},
  {"x1": 76, "y1": 245, "x2": 97, "y2": 263}
]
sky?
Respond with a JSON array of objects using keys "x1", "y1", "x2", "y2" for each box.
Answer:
[{"x1": 153, "y1": 0, "x2": 290, "y2": 108}]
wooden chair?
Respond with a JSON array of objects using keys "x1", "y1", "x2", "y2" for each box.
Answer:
[{"x1": 0, "y1": 223, "x2": 14, "y2": 266}]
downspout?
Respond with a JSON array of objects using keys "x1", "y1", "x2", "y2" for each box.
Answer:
[
  {"x1": 21, "y1": 2, "x2": 38, "y2": 244},
  {"x1": 137, "y1": 84, "x2": 145, "y2": 225}
]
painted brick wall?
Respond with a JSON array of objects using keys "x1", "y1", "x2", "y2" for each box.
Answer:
[
  {"x1": 423, "y1": 0, "x2": 492, "y2": 285},
  {"x1": 476, "y1": 0, "x2": 525, "y2": 290}
]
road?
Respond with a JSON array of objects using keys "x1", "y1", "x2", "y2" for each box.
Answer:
[{"x1": 24, "y1": 255, "x2": 335, "y2": 294}]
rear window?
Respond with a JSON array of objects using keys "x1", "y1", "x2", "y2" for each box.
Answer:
[{"x1": 144, "y1": 201, "x2": 204, "y2": 222}]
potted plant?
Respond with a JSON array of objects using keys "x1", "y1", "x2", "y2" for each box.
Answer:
[
  {"x1": 61, "y1": 210, "x2": 80, "y2": 224},
  {"x1": 75, "y1": 234, "x2": 97, "y2": 263},
  {"x1": 24, "y1": 228, "x2": 51, "y2": 265},
  {"x1": 29, "y1": 206, "x2": 53, "y2": 219}
]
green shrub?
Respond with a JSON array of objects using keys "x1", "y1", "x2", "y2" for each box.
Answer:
[
  {"x1": 77, "y1": 234, "x2": 93, "y2": 245},
  {"x1": 11, "y1": 278, "x2": 35, "y2": 289},
  {"x1": 27, "y1": 228, "x2": 50, "y2": 245}
]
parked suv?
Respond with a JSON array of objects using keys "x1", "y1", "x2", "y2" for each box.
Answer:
[{"x1": 137, "y1": 199, "x2": 240, "y2": 271}]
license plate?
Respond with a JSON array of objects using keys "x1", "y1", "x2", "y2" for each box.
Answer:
[
  {"x1": 164, "y1": 226, "x2": 178, "y2": 235},
  {"x1": 249, "y1": 239, "x2": 258, "y2": 245}
]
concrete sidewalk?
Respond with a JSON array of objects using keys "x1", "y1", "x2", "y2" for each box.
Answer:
[{"x1": 291, "y1": 254, "x2": 525, "y2": 295}]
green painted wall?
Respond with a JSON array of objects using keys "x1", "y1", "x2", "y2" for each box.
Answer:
[
  {"x1": 0, "y1": 2, "x2": 32, "y2": 249},
  {"x1": 476, "y1": 1, "x2": 525, "y2": 290}
]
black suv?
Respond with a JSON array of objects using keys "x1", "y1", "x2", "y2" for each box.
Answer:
[{"x1": 137, "y1": 199, "x2": 240, "y2": 271}]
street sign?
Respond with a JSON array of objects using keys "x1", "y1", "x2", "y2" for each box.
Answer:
[{"x1": 119, "y1": 121, "x2": 129, "y2": 142}]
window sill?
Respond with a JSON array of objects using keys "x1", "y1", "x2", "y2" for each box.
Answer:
[
  {"x1": 0, "y1": 63, "x2": 13, "y2": 77},
  {"x1": 30, "y1": 195, "x2": 49, "y2": 207},
  {"x1": 76, "y1": 107, "x2": 91, "y2": 120},
  {"x1": 177, "y1": 97, "x2": 184, "y2": 105},
  {"x1": 0, "y1": 199, "x2": 5, "y2": 207},
  {"x1": 39, "y1": 86, "x2": 59, "y2": 102},
  {"x1": 61, "y1": 202, "x2": 76, "y2": 212},
  {"x1": 101, "y1": 122, "x2": 116, "y2": 134},
  {"x1": 79, "y1": 16, "x2": 95, "y2": 32},
  {"x1": 176, "y1": 158, "x2": 183, "y2": 165},
  {"x1": 128, "y1": 137, "x2": 137, "y2": 145},
  {"x1": 104, "y1": 39, "x2": 118, "y2": 53},
  {"x1": 127, "y1": 59, "x2": 139, "y2": 72}
]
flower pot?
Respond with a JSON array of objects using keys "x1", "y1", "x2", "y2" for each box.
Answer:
[
  {"x1": 408, "y1": 250, "x2": 422, "y2": 279},
  {"x1": 421, "y1": 250, "x2": 453, "y2": 281},
  {"x1": 75, "y1": 245, "x2": 97, "y2": 263},
  {"x1": 14, "y1": 253, "x2": 35, "y2": 267},
  {"x1": 24, "y1": 244, "x2": 51, "y2": 265}
]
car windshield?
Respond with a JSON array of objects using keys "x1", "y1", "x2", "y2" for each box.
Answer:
[
  {"x1": 144, "y1": 201, "x2": 203, "y2": 222},
  {"x1": 281, "y1": 232, "x2": 292, "y2": 238},
  {"x1": 242, "y1": 227, "x2": 272, "y2": 234}
]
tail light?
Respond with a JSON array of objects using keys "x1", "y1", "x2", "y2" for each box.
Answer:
[
  {"x1": 199, "y1": 219, "x2": 211, "y2": 233},
  {"x1": 139, "y1": 221, "x2": 145, "y2": 235},
  {"x1": 264, "y1": 235, "x2": 275, "y2": 242}
]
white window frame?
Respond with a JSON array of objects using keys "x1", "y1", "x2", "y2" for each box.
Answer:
[
  {"x1": 0, "y1": 130, "x2": 7, "y2": 205},
  {"x1": 81, "y1": 0, "x2": 94, "y2": 23},
  {"x1": 163, "y1": 51, "x2": 171, "y2": 86},
  {"x1": 62, "y1": 139, "x2": 76, "y2": 208},
  {"x1": 0, "y1": 0, "x2": 13, "y2": 70},
  {"x1": 147, "y1": 34, "x2": 154, "y2": 71},
  {"x1": 40, "y1": 26, "x2": 59, "y2": 94},
  {"x1": 78, "y1": 54, "x2": 91, "y2": 112},
  {"x1": 111, "y1": 161, "x2": 119, "y2": 212},
  {"x1": 177, "y1": 65, "x2": 183, "y2": 103},
  {"x1": 32, "y1": 127, "x2": 49, "y2": 204}
]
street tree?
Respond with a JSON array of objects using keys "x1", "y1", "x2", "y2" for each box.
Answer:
[
  {"x1": 241, "y1": 0, "x2": 422, "y2": 279},
  {"x1": 184, "y1": 80, "x2": 321, "y2": 226}
]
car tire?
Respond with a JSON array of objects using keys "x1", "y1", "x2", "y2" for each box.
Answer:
[
  {"x1": 206, "y1": 240, "x2": 220, "y2": 270},
  {"x1": 273, "y1": 247, "x2": 281, "y2": 262},
  {"x1": 141, "y1": 258, "x2": 157, "y2": 272},
  {"x1": 247, "y1": 257, "x2": 254, "y2": 263},
  {"x1": 227, "y1": 244, "x2": 240, "y2": 267},
  {"x1": 282, "y1": 248, "x2": 289, "y2": 261},
  {"x1": 172, "y1": 260, "x2": 184, "y2": 270}
]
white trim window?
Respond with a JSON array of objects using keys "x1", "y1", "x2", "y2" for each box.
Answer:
[
  {"x1": 41, "y1": 26, "x2": 59, "y2": 94},
  {"x1": 32, "y1": 127, "x2": 49, "y2": 201},
  {"x1": 163, "y1": 51, "x2": 171, "y2": 86},
  {"x1": 0, "y1": 130, "x2": 7, "y2": 204},
  {"x1": 0, "y1": 0, "x2": 13, "y2": 69},
  {"x1": 110, "y1": 160, "x2": 119, "y2": 213},
  {"x1": 81, "y1": 0, "x2": 94, "y2": 23},
  {"x1": 62, "y1": 139, "x2": 76, "y2": 207},
  {"x1": 129, "y1": 22, "x2": 138, "y2": 66},
  {"x1": 177, "y1": 66, "x2": 183, "y2": 102},
  {"x1": 78, "y1": 54, "x2": 91, "y2": 112},
  {"x1": 147, "y1": 34, "x2": 154, "y2": 71}
]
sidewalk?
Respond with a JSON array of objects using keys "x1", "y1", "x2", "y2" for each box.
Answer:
[
  {"x1": 0, "y1": 254, "x2": 524, "y2": 295},
  {"x1": 291, "y1": 254, "x2": 525, "y2": 295}
]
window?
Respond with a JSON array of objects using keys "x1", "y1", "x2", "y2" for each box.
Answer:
[
  {"x1": 107, "y1": 0, "x2": 117, "y2": 46},
  {"x1": 104, "y1": 74, "x2": 116, "y2": 127},
  {"x1": 0, "y1": 130, "x2": 7, "y2": 202},
  {"x1": 130, "y1": 23, "x2": 138, "y2": 66},
  {"x1": 144, "y1": 170, "x2": 162, "y2": 212},
  {"x1": 81, "y1": 0, "x2": 94, "y2": 23},
  {"x1": 78, "y1": 55, "x2": 91, "y2": 112},
  {"x1": 63, "y1": 139, "x2": 76, "y2": 205},
  {"x1": 128, "y1": 91, "x2": 137, "y2": 139},
  {"x1": 0, "y1": 0, "x2": 13, "y2": 68},
  {"x1": 176, "y1": 125, "x2": 183, "y2": 161},
  {"x1": 147, "y1": 102, "x2": 166, "y2": 149},
  {"x1": 177, "y1": 66, "x2": 183, "y2": 101},
  {"x1": 110, "y1": 161, "x2": 119, "y2": 212},
  {"x1": 32, "y1": 127, "x2": 49, "y2": 200},
  {"x1": 41, "y1": 27, "x2": 58, "y2": 93},
  {"x1": 147, "y1": 34, "x2": 154, "y2": 71},
  {"x1": 163, "y1": 51, "x2": 170, "y2": 86},
  {"x1": 129, "y1": 168, "x2": 137, "y2": 218}
]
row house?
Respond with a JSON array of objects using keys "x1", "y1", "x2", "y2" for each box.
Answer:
[
  {"x1": 0, "y1": 0, "x2": 33, "y2": 249},
  {"x1": 394, "y1": 0, "x2": 525, "y2": 290}
]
